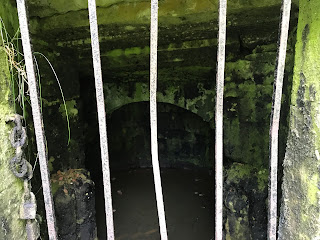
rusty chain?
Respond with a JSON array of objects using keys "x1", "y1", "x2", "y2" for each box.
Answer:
[{"x1": 6, "y1": 114, "x2": 40, "y2": 240}]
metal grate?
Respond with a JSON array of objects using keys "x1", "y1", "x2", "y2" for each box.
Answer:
[
  {"x1": 150, "y1": 0, "x2": 169, "y2": 239},
  {"x1": 268, "y1": 0, "x2": 292, "y2": 239},
  {"x1": 15, "y1": 0, "x2": 292, "y2": 239},
  {"x1": 88, "y1": 0, "x2": 115, "y2": 239},
  {"x1": 215, "y1": 0, "x2": 227, "y2": 239},
  {"x1": 16, "y1": 0, "x2": 58, "y2": 239}
]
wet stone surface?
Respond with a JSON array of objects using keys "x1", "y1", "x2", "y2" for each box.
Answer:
[
  {"x1": 96, "y1": 168, "x2": 214, "y2": 240},
  {"x1": 93, "y1": 166, "x2": 267, "y2": 240},
  {"x1": 51, "y1": 169, "x2": 97, "y2": 240}
]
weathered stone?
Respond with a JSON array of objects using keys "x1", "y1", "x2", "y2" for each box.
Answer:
[
  {"x1": 0, "y1": 1, "x2": 27, "y2": 239},
  {"x1": 1, "y1": 1, "x2": 305, "y2": 238},
  {"x1": 225, "y1": 163, "x2": 268, "y2": 240},
  {"x1": 103, "y1": 102, "x2": 214, "y2": 170},
  {"x1": 21, "y1": 0, "x2": 299, "y2": 173},
  {"x1": 278, "y1": 0, "x2": 320, "y2": 238},
  {"x1": 51, "y1": 169, "x2": 97, "y2": 240}
]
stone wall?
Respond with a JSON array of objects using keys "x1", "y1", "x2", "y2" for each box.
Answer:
[
  {"x1": 0, "y1": 1, "x2": 26, "y2": 239},
  {"x1": 21, "y1": 3, "x2": 299, "y2": 238},
  {"x1": 25, "y1": 0, "x2": 299, "y2": 174},
  {"x1": 278, "y1": 0, "x2": 320, "y2": 238},
  {"x1": 0, "y1": 0, "x2": 301, "y2": 239}
]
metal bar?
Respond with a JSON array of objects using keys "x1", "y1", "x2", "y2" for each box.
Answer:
[
  {"x1": 215, "y1": 0, "x2": 227, "y2": 239},
  {"x1": 150, "y1": 0, "x2": 168, "y2": 239},
  {"x1": 15, "y1": 1, "x2": 58, "y2": 239},
  {"x1": 87, "y1": 1, "x2": 115, "y2": 239},
  {"x1": 268, "y1": 0, "x2": 292, "y2": 239}
]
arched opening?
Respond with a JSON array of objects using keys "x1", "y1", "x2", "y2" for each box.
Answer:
[
  {"x1": 83, "y1": 101, "x2": 215, "y2": 239},
  {"x1": 7, "y1": 0, "x2": 298, "y2": 238}
]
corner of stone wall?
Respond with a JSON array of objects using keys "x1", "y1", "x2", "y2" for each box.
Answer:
[
  {"x1": 0, "y1": 46, "x2": 26, "y2": 239},
  {"x1": 278, "y1": 0, "x2": 320, "y2": 238},
  {"x1": 0, "y1": 1, "x2": 28, "y2": 238}
]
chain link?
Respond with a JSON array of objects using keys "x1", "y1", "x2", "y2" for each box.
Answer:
[{"x1": 6, "y1": 114, "x2": 40, "y2": 240}]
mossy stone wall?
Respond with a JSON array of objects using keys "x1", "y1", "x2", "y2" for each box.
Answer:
[
  {"x1": 26, "y1": 0, "x2": 298, "y2": 173},
  {"x1": 0, "y1": 2, "x2": 26, "y2": 238},
  {"x1": 278, "y1": 0, "x2": 320, "y2": 238},
  {"x1": 0, "y1": 0, "x2": 19, "y2": 37},
  {"x1": 0, "y1": 47, "x2": 26, "y2": 240}
]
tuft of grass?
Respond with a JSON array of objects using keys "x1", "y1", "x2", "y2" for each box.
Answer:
[
  {"x1": 1, "y1": 16, "x2": 30, "y2": 118},
  {"x1": 34, "y1": 52, "x2": 71, "y2": 145},
  {"x1": 0, "y1": 16, "x2": 71, "y2": 145}
]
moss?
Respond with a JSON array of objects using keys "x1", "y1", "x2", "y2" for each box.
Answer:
[
  {"x1": 42, "y1": 98, "x2": 61, "y2": 107},
  {"x1": 59, "y1": 100, "x2": 78, "y2": 119},
  {"x1": 103, "y1": 40, "x2": 290, "y2": 167},
  {"x1": 278, "y1": 0, "x2": 320, "y2": 238},
  {"x1": 256, "y1": 169, "x2": 268, "y2": 192},
  {"x1": 300, "y1": 167, "x2": 318, "y2": 205},
  {"x1": 124, "y1": 47, "x2": 143, "y2": 56},
  {"x1": 106, "y1": 49, "x2": 123, "y2": 58},
  {"x1": 0, "y1": 1, "x2": 19, "y2": 38},
  {"x1": 48, "y1": 156, "x2": 55, "y2": 172},
  {"x1": 222, "y1": 43, "x2": 295, "y2": 168},
  {"x1": 225, "y1": 82, "x2": 237, "y2": 98},
  {"x1": 238, "y1": 82, "x2": 257, "y2": 121},
  {"x1": 0, "y1": 5, "x2": 27, "y2": 238},
  {"x1": 226, "y1": 163, "x2": 253, "y2": 183},
  {"x1": 225, "y1": 162, "x2": 268, "y2": 238},
  {"x1": 27, "y1": 0, "x2": 289, "y2": 20},
  {"x1": 134, "y1": 82, "x2": 149, "y2": 100},
  {"x1": 106, "y1": 46, "x2": 149, "y2": 58},
  {"x1": 50, "y1": 181, "x2": 60, "y2": 196},
  {"x1": 226, "y1": 163, "x2": 268, "y2": 192},
  {"x1": 225, "y1": 216, "x2": 251, "y2": 240},
  {"x1": 225, "y1": 60, "x2": 253, "y2": 80},
  {"x1": 164, "y1": 39, "x2": 217, "y2": 52},
  {"x1": 225, "y1": 184, "x2": 251, "y2": 240},
  {"x1": 0, "y1": 45, "x2": 26, "y2": 239},
  {"x1": 103, "y1": 46, "x2": 150, "y2": 66}
]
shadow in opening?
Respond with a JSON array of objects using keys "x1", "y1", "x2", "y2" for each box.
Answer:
[{"x1": 84, "y1": 101, "x2": 215, "y2": 240}]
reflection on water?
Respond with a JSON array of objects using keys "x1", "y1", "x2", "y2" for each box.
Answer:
[{"x1": 95, "y1": 168, "x2": 214, "y2": 240}]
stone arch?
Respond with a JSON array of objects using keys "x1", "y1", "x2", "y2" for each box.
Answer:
[
  {"x1": 104, "y1": 82, "x2": 216, "y2": 125},
  {"x1": 84, "y1": 100, "x2": 214, "y2": 177},
  {"x1": 107, "y1": 101, "x2": 214, "y2": 170}
]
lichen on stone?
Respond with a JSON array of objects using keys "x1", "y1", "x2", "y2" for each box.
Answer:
[
  {"x1": 0, "y1": 39, "x2": 26, "y2": 240},
  {"x1": 278, "y1": 0, "x2": 320, "y2": 238}
]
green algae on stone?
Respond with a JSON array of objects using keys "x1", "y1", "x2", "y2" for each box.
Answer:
[
  {"x1": 0, "y1": 5, "x2": 27, "y2": 240},
  {"x1": 0, "y1": 1, "x2": 19, "y2": 39},
  {"x1": 225, "y1": 163, "x2": 268, "y2": 239},
  {"x1": 225, "y1": 211, "x2": 251, "y2": 240},
  {"x1": 278, "y1": 0, "x2": 320, "y2": 238},
  {"x1": 226, "y1": 163, "x2": 268, "y2": 192},
  {"x1": 27, "y1": 0, "x2": 290, "y2": 19},
  {"x1": 48, "y1": 156, "x2": 55, "y2": 172},
  {"x1": 50, "y1": 169, "x2": 97, "y2": 239},
  {"x1": 59, "y1": 100, "x2": 78, "y2": 119},
  {"x1": 101, "y1": 40, "x2": 293, "y2": 168},
  {"x1": 0, "y1": 46, "x2": 26, "y2": 239}
]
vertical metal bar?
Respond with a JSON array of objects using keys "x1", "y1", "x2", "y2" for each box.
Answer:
[
  {"x1": 268, "y1": 0, "x2": 291, "y2": 239},
  {"x1": 150, "y1": 0, "x2": 168, "y2": 239},
  {"x1": 87, "y1": 1, "x2": 115, "y2": 239},
  {"x1": 15, "y1": 1, "x2": 58, "y2": 239},
  {"x1": 215, "y1": 0, "x2": 227, "y2": 239}
]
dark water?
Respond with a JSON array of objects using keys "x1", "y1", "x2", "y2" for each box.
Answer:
[{"x1": 96, "y1": 169, "x2": 214, "y2": 240}]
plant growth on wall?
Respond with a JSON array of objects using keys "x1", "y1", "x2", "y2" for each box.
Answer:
[{"x1": 0, "y1": 16, "x2": 71, "y2": 144}]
